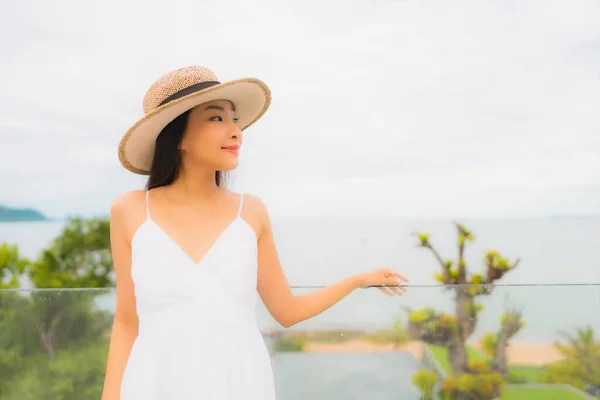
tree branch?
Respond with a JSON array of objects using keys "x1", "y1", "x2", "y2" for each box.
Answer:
[
  {"x1": 479, "y1": 251, "x2": 520, "y2": 295},
  {"x1": 413, "y1": 232, "x2": 453, "y2": 284},
  {"x1": 454, "y1": 222, "x2": 471, "y2": 283},
  {"x1": 492, "y1": 309, "x2": 524, "y2": 377}
]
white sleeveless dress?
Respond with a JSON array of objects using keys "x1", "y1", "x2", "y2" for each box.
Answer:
[{"x1": 120, "y1": 191, "x2": 276, "y2": 399}]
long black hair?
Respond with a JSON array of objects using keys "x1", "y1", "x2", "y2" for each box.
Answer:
[{"x1": 145, "y1": 110, "x2": 226, "y2": 190}]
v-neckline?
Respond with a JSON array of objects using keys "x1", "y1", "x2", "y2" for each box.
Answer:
[
  {"x1": 149, "y1": 217, "x2": 240, "y2": 266},
  {"x1": 142, "y1": 190, "x2": 245, "y2": 266}
]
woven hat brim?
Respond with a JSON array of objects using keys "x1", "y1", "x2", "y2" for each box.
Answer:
[{"x1": 118, "y1": 78, "x2": 271, "y2": 175}]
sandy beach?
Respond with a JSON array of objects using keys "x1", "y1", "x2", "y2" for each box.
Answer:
[
  {"x1": 472, "y1": 342, "x2": 564, "y2": 366},
  {"x1": 302, "y1": 339, "x2": 563, "y2": 366},
  {"x1": 303, "y1": 340, "x2": 423, "y2": 359}
]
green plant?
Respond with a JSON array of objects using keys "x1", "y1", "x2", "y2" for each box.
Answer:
[
  {"x1": 408, "y1": 223, "x2": 523, "y2": 400},
  {"x1": 364, "y1": 316, "x2": 410, "y2": 347},
  {"x1": 274, "y1": 337, "x2": 305, "y2": 352},
  {"x1": 412, "y1": 369, "x2": 438, "y2": 400},
  {"x1": 440, "y1": 373, "x2": 504, "y2": 400},
  {"x1": 539, "y1": 325, "x2": 600, "y2": 394},
  {"x1": 0, "y1": 217, "x2": 115, "y2": 399},
  {"x1": 479, "y1": 332, "x2": 497, "y2": 359},
  {"x1": 506, "y1": 370, "x2": 528, "y2": 384},
  {"x1": 0, "y1": 242, "x2": 28, "y2": 289}
]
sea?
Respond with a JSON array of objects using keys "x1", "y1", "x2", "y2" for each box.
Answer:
[{"x1": 1, "y1": 217, "x2": 599, "y2": 399}]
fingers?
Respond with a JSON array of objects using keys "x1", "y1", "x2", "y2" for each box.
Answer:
[
  {"x1": 390, "y1": 286, "x2": 406, "y2": 295},
  {"x1": 377, "y1": 285, "x2": 405, "y2": 296},
  {"x1": 386, "y1": 276, "x2": 406, "y2": 287},
  {"x1": 376, "y1": 276, "x2": 407, "y2": 296},
  {"x1": 377, "y1": 287, "x2": 395, "y2": 297},
  {"x1": 384, "y1": 280, "x2": 407, "y2": 295},
  {"x1": 384, "y1": 268, "x2": 409, "y2": 283},
  {"x1": 363, "y1": 267, "x2": 409, "y2": 297},
  {"x1": 394, "y1": 271, "x2": 409, "y2": 283}
]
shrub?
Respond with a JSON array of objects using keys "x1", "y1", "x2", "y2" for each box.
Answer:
[
  {"x1": 274, "y1": 337, "x2": 305, "y2": 352},
  {"x1": 506, "y1": 370, "x2": 528, "y2": 384},
  {"x1": 412, "y1": 369, "x2": 438, "y2": 400},
  {"x1": 440, "y1": 372, "x2": 505, "y2": 400},
  {"x1": 468, "y1": 359, "x2": 490, "y2": 374}
]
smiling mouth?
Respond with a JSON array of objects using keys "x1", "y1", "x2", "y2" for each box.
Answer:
[{"x1": 222, "y1": 146, "x2": 239, "y2": 154}]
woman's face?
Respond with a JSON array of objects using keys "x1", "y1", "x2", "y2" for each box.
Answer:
[{"x1": 179, "y1": 99, "x2": 242, "y2": 172}]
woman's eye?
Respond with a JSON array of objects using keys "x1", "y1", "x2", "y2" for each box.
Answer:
[{"x1": 209, "y1": 116, "x2": 238, "y2": 123}]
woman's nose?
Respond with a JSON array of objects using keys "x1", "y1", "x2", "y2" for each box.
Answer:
[{"x1": 230, "y1": 124, "x2": 242, "y2": 140}]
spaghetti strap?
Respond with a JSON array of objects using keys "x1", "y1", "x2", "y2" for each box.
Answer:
[
  {"x1": 237, "y1": 193, "x2": 244, "y2": 217},
  {"x1": 145, "y1": 190, "x2": 151, "y2": 221}
]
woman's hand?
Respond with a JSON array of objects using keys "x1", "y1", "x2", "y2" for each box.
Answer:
[{"x1": 354, "y1": 267, "x2": 409, "y2": 296}]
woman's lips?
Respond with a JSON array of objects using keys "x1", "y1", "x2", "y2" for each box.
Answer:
[{"x1": 222, "y1": 145, "x2": 239, "y2": 155}]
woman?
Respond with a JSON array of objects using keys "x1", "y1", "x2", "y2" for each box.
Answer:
[{"x1": 101, "y1": 66, "x2": 409, "y2": 400}]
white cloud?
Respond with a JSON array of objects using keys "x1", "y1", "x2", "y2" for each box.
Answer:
[{"x1": 1, "y1": 0, "x2": 599, "y2": 218}]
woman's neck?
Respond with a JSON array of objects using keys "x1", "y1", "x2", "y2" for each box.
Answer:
[{"x1": 168, "y1": 168, "x2": 221, "y2": 201}]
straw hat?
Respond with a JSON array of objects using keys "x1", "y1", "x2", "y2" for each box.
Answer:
[{"x1": 118, "y1": 66, "x2": 271, "y2": 174}]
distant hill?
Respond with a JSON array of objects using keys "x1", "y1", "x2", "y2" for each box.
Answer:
[{"x1": 0, "y1": 205, "x2": 48, "y2": 222}]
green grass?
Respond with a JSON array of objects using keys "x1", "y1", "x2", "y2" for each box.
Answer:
[
  {"x1": 501, "y1": 387, "x2": 588, "y2": 400},
  {"x1": 426, "y1": 344, "x2": 451, "y2": 373},
  {"x1": 426, "y1": 344, "x2": 495, "y2": 375},
  {"x1": 426, "y1": 344, "x2": 544, "y2": 383},
  {"x1": 509, "y1": 366, "x2": 545, "y2": 383},
  {"x1": 426, "y1": 345, "x2": 590, "y2": 399}
]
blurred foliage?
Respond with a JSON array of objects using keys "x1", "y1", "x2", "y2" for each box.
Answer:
[
  {"x1": 410, "y1": 224, "x2": 522, "y2": 400},
  {"x1": 539, "y1": 325, "x2": 600, "y2": 394},
  {"x1": 479, "y1": 332, "x2": 498, "y2": 359},
  {"x1": 415, "y1": 369, "x2": 505, "y2": 400},
  {"x1": 0, "y1": 217, "x2": 114, "y2": 400},
  {"x1": 0, "y1": 242, "x2": 29, "y2": 289},
  {"x1": 362, "y1": 315, "x2": 411, "y2": 347},
  {"x1": 412, "y1": 369, "x2": 438, "y2": 400},
  {"x1": 28, "y1": 217, "x2": 112, "y2": 289},
  {"x1": 274, "y1": 337, "x2": 305, "y2": 352},
  {"x1": 443, "y1": 373, "x2": 504, "y2": 399}
]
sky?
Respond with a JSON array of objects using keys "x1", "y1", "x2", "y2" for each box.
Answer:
[{"x1": 1, "y1": 0, "x2": 599, "y2": 219}]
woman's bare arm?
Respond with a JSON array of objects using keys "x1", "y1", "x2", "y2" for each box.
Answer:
[
  {"x1": 251, "y1": 195, "x2": 407, "y2": 328},
  {"x1": 101, "y1": 192, "x2": 143, "y2": 400}
]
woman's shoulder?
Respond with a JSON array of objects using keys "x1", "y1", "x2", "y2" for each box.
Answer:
[
  {"x1": 110, "y1": 190, "x2": 146, "y2": 217},
  {"x1": 235, "y1": 192, "x2": 272, "y2": 238},
  {"x1": 109, "y1": 190, "x2": 148, "y2": 240},
  {"x1": 239, "y1": 192, "x2": 269, "y2": 214}
]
